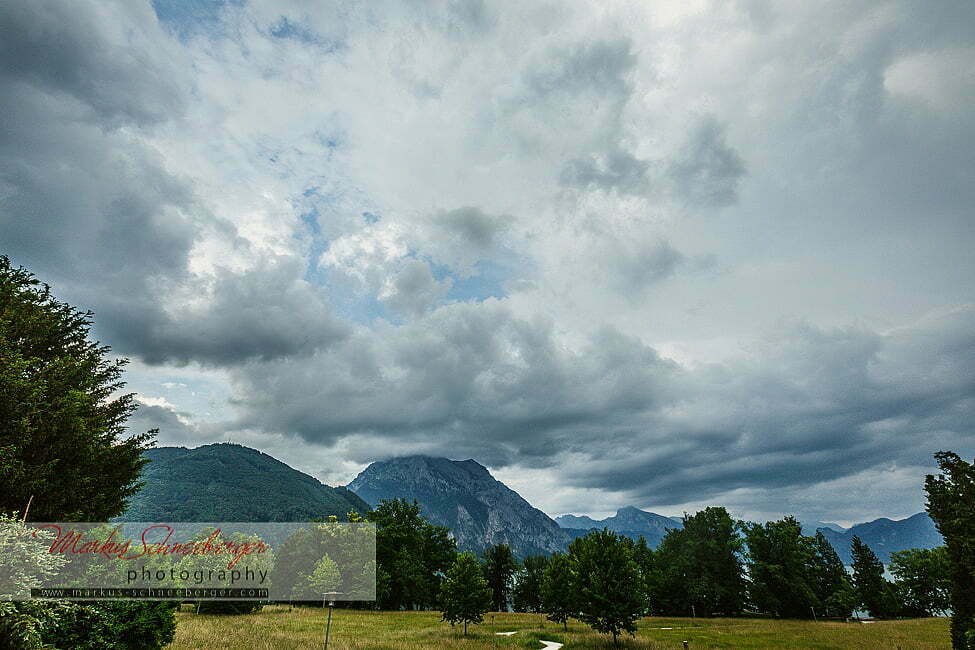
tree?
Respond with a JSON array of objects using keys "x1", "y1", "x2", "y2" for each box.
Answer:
[
  {"x1": 925, "y1": 452, "x2": 975, "y2": 649},
  {"x1": 652, "y1": 507, "x2": 747, "y2": 616},
  {"x1": 304, "y1": 554, "x2": 342, "y2": 596},
  {"x1": 850, "y1": 536, "x2": 899, "y2": 618},
  {"x1": 0, "y1": 259, "x2": 174, "y2": 649},
  {"x1": 512, "y1": 555, "x2": 548, "y2": 613},
  {"x1": 889, "y1": 547, "x2": 951, "y2": 617},
  {"x1": 812, "y1": 531, "x2": 856, "y2": 618},
  {"x1": 541, "y1": 552, "x2": 574, "y2": 630},
  {"x1": 569, "y1": 529, "x2": 645, "y2": 646},
  {"x1": 744, "y1": 516, "x2": 820, "y2": 618},
  {"x1": 367, "y1": 499, "x2": 457, "y2": 609},
  {"x1": 0, "y1": 257, "x2": 153, "y2": 521},
  {"x1": 483, "y1": 543, "x2": 519, "y2": 612},
  {"x1": 439, "y1": 552, "x2": 491, "y2": 635},
  {"x1": 631, "y1": 537, "x2": 656, "y2": 615}
]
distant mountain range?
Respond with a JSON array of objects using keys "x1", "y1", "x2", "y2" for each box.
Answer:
[
  {"x1": 347, "y1": 455, "x2": 567, "y2": 557},
  {"x1": 123, "y1": 444, "x2": 943, "y2": 563},
  {"x1": 555, "y1": 506, "x2": 683, "y2": 547},
  {"x1": 122, "y1": 443, "x2": 369, "y2": 522},
  {"x1": 816, "y1": 512, "x2": 942, "y2": 564}
]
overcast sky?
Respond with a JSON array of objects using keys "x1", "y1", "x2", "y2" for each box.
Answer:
[{"x1": 2, "y1": 0, "x2": 973, "y2": 525}]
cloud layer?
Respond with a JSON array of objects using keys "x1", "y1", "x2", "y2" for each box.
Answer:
[{"x1": 2, "y1": 0, "x2": 973, "y2": 522}]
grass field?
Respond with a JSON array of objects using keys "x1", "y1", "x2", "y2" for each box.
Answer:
[{"x1": 166, "y1": 605, "x2": 950, "y2": 649}]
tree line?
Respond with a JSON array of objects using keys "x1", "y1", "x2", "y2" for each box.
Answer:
[{"x1": 419, "y1": 504, "x2": 955, "y2": 645}]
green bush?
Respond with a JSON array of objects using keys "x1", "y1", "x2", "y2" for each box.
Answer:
[{"x1": 0, "y1": 601, "x2": 177, "y2": 650}]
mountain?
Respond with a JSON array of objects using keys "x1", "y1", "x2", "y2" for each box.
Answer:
[
  {"x1": 555, "y1": 506, "x2": 683, "y2": 547},
  {"x1": 122, "y1": 443, "x2": 369, "y2": 522},
  {"x1": 817, "y1": 513, "x2": 943, "y2": 564},
  {"x1": 801, "y1": 521, "x2": 846, "y2": 536},
  {"x1": 347, "y1": 456, "x2": 567, "y2": 557}
]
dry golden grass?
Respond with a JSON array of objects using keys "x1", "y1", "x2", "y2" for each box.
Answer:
[{"x1": 167, "y1": 605, "x2": 950, "y2": 649}]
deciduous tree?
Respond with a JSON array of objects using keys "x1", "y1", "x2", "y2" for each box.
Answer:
[
  {"x1": 568, "y1": 529, "x2": 645, "y2": 646},
  {"x1": 439, "y1": 552, "x2": 491, "y2": 635},
  {"x1": 540, "y1": 552, "x2": 574, "y2": 630}
]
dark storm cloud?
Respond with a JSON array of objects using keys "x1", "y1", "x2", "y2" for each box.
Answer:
[
  {"x1": 0, "y1": 0, "x2": 345, "y2": 367},
  {"x1": 563, "y1": 311, "x2": 975, "y2": 505},
  {"x1": 668, "y1": 118, "x2": 746, "y2": 208},
  {"x1": 559, "y1": 148, "x2": 651, "y2": 196},
  {"x1": 233, "y1": 306, "x2": 974, "y2": 504},
  {"x1": 128, "y1": 403, "x2": 195, "y2": 439},
  {"x1": 526, "y1": 38, "x2": 636, "y2": 99},
  {"x1": 233, "y1": 302, "x2": 678, "y2": 455},
  {"x1": 103, "y1": 258, "x2": 349, "y2": 366},
  {"x1": 0, "y1": 1, "x2": 185, "y2": 126},
  {"x1": 431, "y1": 206, "x2": 512, "y2": 251},
  {"x1": 610, "y1": 239, "x2": 685, "y2": 291}
]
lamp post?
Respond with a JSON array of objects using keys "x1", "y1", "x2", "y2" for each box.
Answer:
[{"x1": 322, "y1": 591, "x2": 342, "y2": 650}]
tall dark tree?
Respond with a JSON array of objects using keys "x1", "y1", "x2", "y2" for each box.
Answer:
[
  {"x1": 744, "y1": 516, "x2": 819, "y2": 618},
  {"x1": 812, "y1": 531, "x2": 856, "y2": 618},
  {"x1": 540, "y1": 552, "x2": 574, "y2": 631},
  {"x1": 568, "y1": 529, "x2": 645, "y2": 646},
  {"x1": 0, "y1": 259, "x2": 174, "y2": 650},
  {"x1": 512, "y1": 555, "x2": 548, "y2": 613},
  {"x1": 889, "y1": 546, "x2": 951, "y2": 617},
  {"x1": 482, "y1": 543, "x2": 518, "y2": 612},
  {"x1": 652, "y1": 507, "x2": 746, "y2": 616},
  {"x1": 0, "y1": 256, "x2": 153, "y2": 521},
  {"x1": 925, "y1": 452, "x2": 975, "y2": 649},
  {"x1": 850, "y1": 536, "x2": 899, "y2": 618},
  {"x1": 368, "y1": 498, "x2": 457, "y2": 610}
]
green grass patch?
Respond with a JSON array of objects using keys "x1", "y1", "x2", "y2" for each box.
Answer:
[{"x1": 167, "y1": 605, "x2": 950, "y2": 649}]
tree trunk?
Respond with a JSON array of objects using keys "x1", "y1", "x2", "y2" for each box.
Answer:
[{"x1": 463, "y1": 621, "x2": 467, "y2": 636}]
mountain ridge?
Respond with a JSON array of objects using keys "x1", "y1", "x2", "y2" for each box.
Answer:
[
  {"x1": 122, "y1": 443, "x2": 369, "y2": 522},
  {"x1": 347, "y1": 455, "x2": 567, "y2": 556}
]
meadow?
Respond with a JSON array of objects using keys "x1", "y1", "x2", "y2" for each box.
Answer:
[{"x1": 167, "y1": 605, "x2": 950, "y2": 649}]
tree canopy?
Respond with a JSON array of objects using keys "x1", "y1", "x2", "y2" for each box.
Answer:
[
  {"x1": 925, "y1": 451, "x2": 975, "y2": 649},
  {"x1": 482, "y1": 543, "x2": 518, "y2": 612},
  {"x1": 568, "y1": 529, "x2": 645, "y2": 646},
  {"x1": 439, "y1": 552, "x2": 491, "y2": 635},
  {"x1": 0, "y1": 256, "x2": 153, "y2": 521}
]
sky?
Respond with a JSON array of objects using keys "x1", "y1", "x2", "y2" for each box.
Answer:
[{"x1": 1, "y1": 0, "x2": 973, "y2": 526}]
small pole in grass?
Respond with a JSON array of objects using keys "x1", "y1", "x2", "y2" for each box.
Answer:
[
  {"x1": 811, "y1": 606, "x2": 817, "y2": 622},
  {"x1": 322, "y1": 591, "x2": 342, "y2": 650}
]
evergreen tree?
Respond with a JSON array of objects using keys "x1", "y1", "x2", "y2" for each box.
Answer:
[
  {"x1": 0, "y1": 259, "x2": 174, "y2": 648},
  {"x1": 304, "y1": 554, "x2": 342, "y2": 596},
  {"x1": 925, "y1": 452, "x2": 975, "y2": 649},
  {"x1": 812, "y1": 531, "x2": 856, "y2": 618},
  {"x1": 0, "y1": 256, "x2": 153, "y2": 521},
  {"x1": 889, "y1": 547, "x2": 951, "y2": 617},
  {"x1": 744, "y1": 516, "x2": 819, "y2": 618},
  {"x1": 568, "y1": 529, "x2": 645, "y2": 646},
  {"x1": 850, "y1": 536, "x2": 898, "y2": 618},
  {"x1": 482, "y1": 543, "x2": 518, "y2": 612},
  {"x1": 540, "y1": 552, "x2": 574, "y2": 631},
  {"x1": 512, "y1": 555, "x2": 548, "y2": 613},
  {"x1": 439, "y1": 552, "x2": 491, "y2": 635}
]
